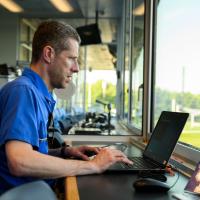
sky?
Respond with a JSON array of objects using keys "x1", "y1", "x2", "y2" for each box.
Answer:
[
  {"x1": 156, "y1": 0, "x2": 200, "y2": 94},
  {"x1": 86, "y1": 70, "x2": 116, "y2": 84}
]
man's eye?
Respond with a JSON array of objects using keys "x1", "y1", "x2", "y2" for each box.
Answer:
[{"x1": 73, "y1": 59, "x2": 78, "y2": 63}]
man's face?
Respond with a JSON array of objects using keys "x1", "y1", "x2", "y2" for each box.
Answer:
[{"x1": 48, "y1": 38, "x2": 79, "y2": 90}]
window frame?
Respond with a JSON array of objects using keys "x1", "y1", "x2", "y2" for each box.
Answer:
[{"x1": 120, "y1": 0, "x2": 200, "y2": 164}]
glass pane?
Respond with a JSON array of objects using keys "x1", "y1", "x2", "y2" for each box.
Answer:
[
  {"x1": 155, "y1": 0, "x2": 200, "y2": 148},
  {"x1": 71, "y1": 70, "x2": 85, "y2": 113},
  {"x1": 130, "y1": 0, "x2": 145, "y2": 129},
  {"x1": 76, "y1": 18, "x2": 118, "y2": 117},
  {"x1": 85, "y1": 44, "x2": 117, "y2": 115},
  {"x1": 66, "y1": 18, "x2": 87, "y2": 114}
]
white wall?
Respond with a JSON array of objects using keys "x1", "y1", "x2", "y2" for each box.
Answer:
[{"x1": 0, "y1": 12, "x2": 19, "y2": 67}]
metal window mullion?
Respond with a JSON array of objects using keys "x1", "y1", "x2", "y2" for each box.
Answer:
[
  {"x1": 83, "y1": 46, "x2": 87, "y2": 113},
  {"x1": 117, "y1": 0, "x2": 126, "y2": 119},
  {"x1": 142, "y1": 0, "x2": 154, "y2": 140},
  {"x1": 128, "y1": 0, "x2": 133, "y2": 124},
  {"x1": 82, "y1": 15, "x2": 88, "y2": 113}
]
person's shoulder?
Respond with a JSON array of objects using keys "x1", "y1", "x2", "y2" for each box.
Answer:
[
  {"x1": 0, "y1": 76, "x2": 34, "y2": 95},
  {"x1": 8, "y1": 76, "x2": 33, "y2": 87}
]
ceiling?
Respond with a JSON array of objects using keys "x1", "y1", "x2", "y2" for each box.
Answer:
[
  {"x1": 0, "y1": 0, "x2": 123, "y2": 19},
  {"x1": 0, "y1": 0, "x2": 123, "y2": 70}
]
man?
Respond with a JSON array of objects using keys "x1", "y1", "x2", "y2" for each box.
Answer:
[{"x1": 0, "y1": 20, "x2": 132, "y2": 194}]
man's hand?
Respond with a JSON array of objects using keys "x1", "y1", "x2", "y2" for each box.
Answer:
[
  {"x1": 89, "y1": 147, "x2": 133, "y2": 173},
  {"x1": 62, "y1": 146, "x2": 100, "y2": 160}
]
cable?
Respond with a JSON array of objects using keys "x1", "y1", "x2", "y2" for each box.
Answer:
[{"x1": 169, "y1": 167, "x2": 180, "y2": 189}]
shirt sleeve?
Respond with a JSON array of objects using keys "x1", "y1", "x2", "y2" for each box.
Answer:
[{"x1": 0, "y1": 85, "x2": 39, "y2": 147}]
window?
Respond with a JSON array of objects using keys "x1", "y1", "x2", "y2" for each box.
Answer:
[
  {"x1": 72, "y1": 19, "x2": 118, "y2": 116},
  {"x1": 121, "y1": 0, "x2": 145, "y2": 132},
  {"x1": 155, "y1": 0, "x2": 200, "y2": 150}
]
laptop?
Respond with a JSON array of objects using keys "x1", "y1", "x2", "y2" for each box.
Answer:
[
  {"x1": 107, "y1": 111, "x2": 189, "y2": 172},
  {"x1": 172, "y1": 162, "x2": 200, "y2": 200}
]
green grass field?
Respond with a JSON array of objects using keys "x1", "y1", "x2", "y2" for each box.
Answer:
[{"x1": 179, "y1": 128, "x2": 200, "y2": 148}]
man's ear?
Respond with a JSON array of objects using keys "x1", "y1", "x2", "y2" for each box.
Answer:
[{"x1": 42, "y1": 46, "x2": 55, "y2": 64}]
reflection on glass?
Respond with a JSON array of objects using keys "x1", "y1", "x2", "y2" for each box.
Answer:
[{"x1": 155, "y1": 0, "x2": 200, "y2": 148}]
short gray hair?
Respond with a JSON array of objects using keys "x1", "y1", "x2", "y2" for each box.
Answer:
[{"x1": 31, "y1": 20, "x2": 81, "y2": 63}]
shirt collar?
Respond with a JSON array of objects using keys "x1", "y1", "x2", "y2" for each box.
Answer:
[{"x1": 22, "y1": 67, "x2": 56, "y2": 109}]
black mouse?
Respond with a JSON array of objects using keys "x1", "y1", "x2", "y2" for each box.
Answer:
[{"x1": 133, "y1": 178, "x2": 170, "y2": 192}]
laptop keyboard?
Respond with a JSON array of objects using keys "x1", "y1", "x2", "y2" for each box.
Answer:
[{"x1": 120, "y1": 157, "x2": 161, "y2": 169}]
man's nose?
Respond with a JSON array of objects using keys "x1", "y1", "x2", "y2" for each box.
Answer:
[{"x1": 72, "y1": 63, "x2": 79, "y2": 73}]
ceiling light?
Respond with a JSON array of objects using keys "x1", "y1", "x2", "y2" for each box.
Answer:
[
  {"x1": 133, "y1": 2, "x2": 145, "y2": 16},
  {"x1": 49, "y1": 0, "x2": 74, "y2": 12},
  {"x1": 0, "y1": 0, "x2": 23, "y2": 13}
]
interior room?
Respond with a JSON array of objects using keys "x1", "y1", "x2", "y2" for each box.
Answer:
[{"x1": 0, "y1": 0, "x2": 200, "y2": 200}]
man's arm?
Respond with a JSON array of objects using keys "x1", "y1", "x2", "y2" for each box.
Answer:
[
  {"x1": 48, "y1": 148, "x2": 63, "y2": 157},
  {"x1": 49, "y1": 145, "x2": 100, "y2": 160},
  {"x1": 5, "y1": 140, "x2": 132, "y2": 179}
]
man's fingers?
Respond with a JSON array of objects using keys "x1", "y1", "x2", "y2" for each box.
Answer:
[
  {"x1": 75, "y1": 152, "x2": 90, "y2": 161},
  {"x1": 86, "y1": 146, "x2": 100, "y2": 154},
  {"x1": 79, "y1": 153, "x2": 90, "y2": 161},
  {"x1": 113, "y1": 155, "x2": 133, "y2": 165},
  {"x1": 110, "y1": 149, "x2": 133, "y2": 165},
  {"x1": 121, "y1": 157, "x2": 133, "y2": 165}
]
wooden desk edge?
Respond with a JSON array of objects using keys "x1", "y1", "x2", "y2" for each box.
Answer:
[{"x1": 65, "y1": 176, "x2": 80, "y2": 200}]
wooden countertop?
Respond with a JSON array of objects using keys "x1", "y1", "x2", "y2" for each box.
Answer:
[{"x1": 65, "y1": 176, "x2": 79, "y2": 200}]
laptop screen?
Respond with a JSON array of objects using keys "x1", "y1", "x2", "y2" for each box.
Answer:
[
  {"x1": 143, "y1": 111, "x2": 189, "y2": 166},
  {"x1": 185, "y1": 162, "x2": 200, "y2": 195}
]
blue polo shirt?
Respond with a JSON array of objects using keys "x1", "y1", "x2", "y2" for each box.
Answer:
[{"x1": 0, "y1": 68, "x2": 56, "y2": 193}]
